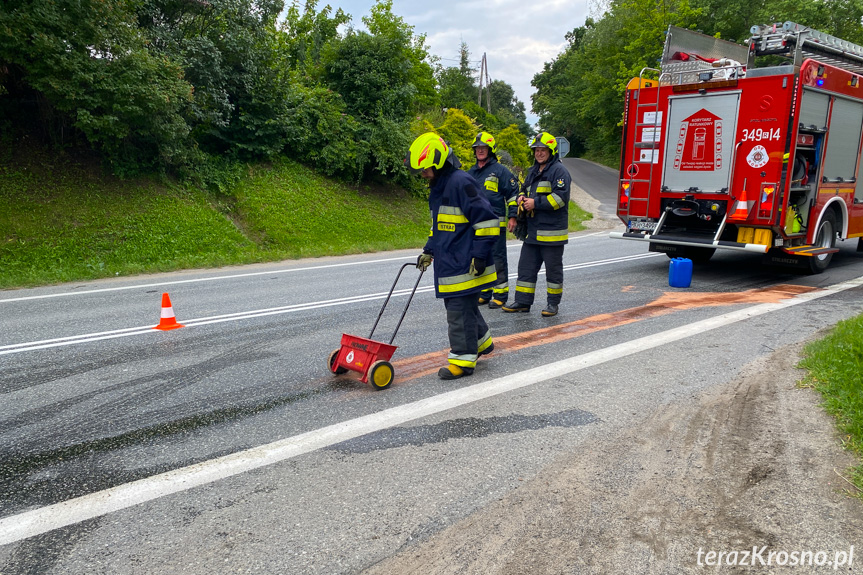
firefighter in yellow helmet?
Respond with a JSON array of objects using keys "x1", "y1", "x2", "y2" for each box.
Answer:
[
  {"x1": 502, "y1": 132, "x2": 571, "y2": 317},
  {"x1": 405, "y1": 133, "x2": 500, "y2": 379},
  {"x1": 467, "y1": 132, "x2": 520, "y2": 309}
]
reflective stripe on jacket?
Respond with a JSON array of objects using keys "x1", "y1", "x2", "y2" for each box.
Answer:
[
  {"x1": 424, "y1": 166, "x2": 499, "y2": 298},
  {"x1": 467, "y1": 158, "x2": 520, "y2": 223},
  {"x1": 520, "y1": 155, "x2": 571, "y2": 246}
]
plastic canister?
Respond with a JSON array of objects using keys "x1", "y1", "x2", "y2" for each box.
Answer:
[{"x1": 669, "y1": 257, "x2": 693, "y2": 288}]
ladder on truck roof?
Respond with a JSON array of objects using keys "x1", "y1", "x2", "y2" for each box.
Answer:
[{"x1": 749, "y1": 21, "x2": 863, "y2": 75}]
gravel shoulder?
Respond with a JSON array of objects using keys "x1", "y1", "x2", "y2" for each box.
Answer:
[{"x1": 362, "y1": 341, "x2": 862, "y2": 574}]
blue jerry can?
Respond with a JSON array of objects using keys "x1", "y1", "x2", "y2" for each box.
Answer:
[{"x1": 669, "y1": 257, "x2": 693, "y2": 288}]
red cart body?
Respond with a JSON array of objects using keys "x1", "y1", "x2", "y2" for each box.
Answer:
[{"x1": 333, "y1": 334, "x2": 397, "y2": 384}]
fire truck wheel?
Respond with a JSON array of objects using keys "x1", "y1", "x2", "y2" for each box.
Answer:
[
  {"x1": 328, "y1": 349, "x2": 348, "y2": 375},
  {"x1": 808, "y1": 210, "x2": 837, "y2": 274},
  {"x1": 368, "y1": 360, "x2": 394, "y2": 390}
]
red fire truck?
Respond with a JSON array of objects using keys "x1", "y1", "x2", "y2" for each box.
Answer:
[{"x1": 612, "y1": 22, "x2": 863, "y2": 273}]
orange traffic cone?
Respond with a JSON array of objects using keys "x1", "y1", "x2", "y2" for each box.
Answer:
[
  {"x1": 154, "y1": 292, "x2": 184, "y2": 330},
  {"x1": 730, "y1": 189, "x2": 752, "y2": 220}
]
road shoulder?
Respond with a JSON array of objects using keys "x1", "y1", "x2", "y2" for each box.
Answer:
[{"x1": 361, "y1": 340, "x2": 862, "y2": 574}]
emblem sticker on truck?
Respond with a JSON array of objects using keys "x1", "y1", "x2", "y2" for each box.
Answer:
[{"x1": 746, "y1": 145, "x2": 770, "y2": 168}]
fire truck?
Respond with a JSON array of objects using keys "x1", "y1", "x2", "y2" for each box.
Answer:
[{"x1": 612, "y1": 22, "x2": 863, "y2": 273}]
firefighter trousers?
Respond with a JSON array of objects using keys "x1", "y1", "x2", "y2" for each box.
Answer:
[
  {"x1": 480, "y1": 230, "x2": 509, "y2": 302},
  {"x1": 513, "y1": 243, "x2": 564, "y2": 306},
  {"x1": 444, "y1": 294, "x2": 493, "y2": 369}
]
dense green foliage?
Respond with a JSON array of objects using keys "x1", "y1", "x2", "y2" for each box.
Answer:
[
  {"x1": 799, "y1": 315, "x2": 863, "y2": 494},
  {"x1": 0, "y1": 148, "x2": 589, "y2": 288},
  {"x1": 0, "y1": 149, "x2": 432, "y2": 288},
  {"x1": 532, "y1": 0, "x2": 863, "y2": 166},
  {"x1": 0, "y1": 0, "x2": 530, "y2": 184}
]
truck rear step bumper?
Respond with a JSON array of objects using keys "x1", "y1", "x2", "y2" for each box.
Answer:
[{"x1": 609, "y1": 231, "x2": 770, "y2": 253}]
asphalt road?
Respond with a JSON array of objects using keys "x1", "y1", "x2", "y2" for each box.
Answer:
[{"x1": 2, "y1": 160, "x2": 863, "y2": 574}]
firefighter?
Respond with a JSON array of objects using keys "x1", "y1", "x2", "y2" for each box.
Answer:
[
  {"x1": 466, "y1": 132, "x2": 520, "y2": 309},
  {"x1": 405, "y1": 132, "x2": 500, "y2": 380},
  {"x1": 502, "y1": 132, "x2": 571, "y2": 317}
]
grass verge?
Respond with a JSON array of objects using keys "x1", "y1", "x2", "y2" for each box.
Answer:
[
  {"x1": 798, "y1": 314, "x2": 863, "y2": 495},
  {"x1": 0, "y1": 151, "x2": 593, "y2": 289}
]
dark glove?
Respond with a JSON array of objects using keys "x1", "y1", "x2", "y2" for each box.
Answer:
[
  {"x1": 417, "y1": 252, "x2": 433, "y2": 271},
  {"x1": 513, "y1": 217, "x2": 528, "y2": 241},
  {"x1": 469, "y1": 258, "x2": 486, "y2": 276}
]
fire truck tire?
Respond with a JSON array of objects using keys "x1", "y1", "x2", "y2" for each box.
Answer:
[
  {"x1": 808, "y1": 210, "x2": 837, "y2": 274},
  {"x1": 368, "y1": 361, "x2": 394, "y2": 390},
  {"x1": 328, "y1": 349, "x2": 348, "y2": 375}
]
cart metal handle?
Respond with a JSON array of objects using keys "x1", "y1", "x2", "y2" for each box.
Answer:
[{"x1": 368, "y1": 262, "x2": 425, "y2": 345}]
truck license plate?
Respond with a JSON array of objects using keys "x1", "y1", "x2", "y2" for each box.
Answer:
[{"x1": 629, "y1": 220, "x2": 657, "y2": 232}]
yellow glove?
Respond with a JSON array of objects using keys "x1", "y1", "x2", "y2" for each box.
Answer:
[{"x1": 416, "y1": 253, "x2": 433, "y2": 271}]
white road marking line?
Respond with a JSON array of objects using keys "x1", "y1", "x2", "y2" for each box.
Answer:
[
  {"x1": 2, "y1": 274, "x2": 861, "y2": 545},
  {"x1": 0, "y1": 231, "x2": 615, "y2": 304},
  {"x1": 0, "y1": 255, "x2": 416, "y2": 304},
  {"x1": 1, "y1": 253, "x2": 658, "y2": 355}
]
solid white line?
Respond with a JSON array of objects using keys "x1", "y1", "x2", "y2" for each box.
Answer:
[
  {"x1": 1, "y1": 253, "x2": 656, "y2": 355},
  {"x1": 2, "y1": 274, "x2": 861, "y2": 545}
]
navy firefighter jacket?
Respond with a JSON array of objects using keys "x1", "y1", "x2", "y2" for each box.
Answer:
[
  {"x1": 423, "y1": 165, "x2": 500, "y2": 298},
  {"x1": 520, "y1": 154, "x2": 571, "y2": 246},
  {"x1": 467, "y1": 157, "x2": 520, "y2": 229}
]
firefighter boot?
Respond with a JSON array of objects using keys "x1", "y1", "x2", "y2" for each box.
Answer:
[
  {"x1": 438, "y1": 365, "x2": 474, "y2": 380},
  {"x1": 542, "y1": 304, "x2": 559, "y2": 317},
  {"x1": 478, "y1": 292, "x2": 491, "y2": 305},
  {"x1": 502, "y1": 302, "x2": 531, "y2": 313},
  {"x1": 488, "y1": 298, "x2": 505, "y2": 309}
]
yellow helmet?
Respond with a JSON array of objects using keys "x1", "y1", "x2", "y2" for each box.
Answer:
[
  {"x1": 405, "y1": 132, "x2": 453, "y2": 174},
  {"x1": 472, "y1": 132, "x2": 497, "y2": 155},
  {"x1": 530, "y1": 132, "x2": 558, "y2": 156}
]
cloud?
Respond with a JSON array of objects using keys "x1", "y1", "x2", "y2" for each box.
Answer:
[{"x1": 320, "y1": 0, "x2": 591, "y2": 127}]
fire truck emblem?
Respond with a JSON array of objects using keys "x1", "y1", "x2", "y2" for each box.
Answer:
[
  {"x1": 346, "y1": 350, "x2": 355, "y2": 363},
  {"x1": 746, "y1": 145, "x2": 769, "y2": 168}
]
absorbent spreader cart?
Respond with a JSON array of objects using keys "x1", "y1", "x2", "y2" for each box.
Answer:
[{"x1": 327, "y1": 262, "x2": 424, "y2": 390}]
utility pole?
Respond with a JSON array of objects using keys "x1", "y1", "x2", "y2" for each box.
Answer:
[{"x1": 477, "y1": 53, "x2": 492, "y2": 113}]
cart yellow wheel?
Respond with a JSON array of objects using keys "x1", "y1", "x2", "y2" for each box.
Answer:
[
  {"x1": 368, "y1": 360, "x2": 394, "y2": 390},
  {"x1": 328, "y1": 349, "x2": 348, "y2": 375}
]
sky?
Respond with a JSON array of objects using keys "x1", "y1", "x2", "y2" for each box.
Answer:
[{"x1": 317, "y1": 0, "x2": 593, "y2": 129}]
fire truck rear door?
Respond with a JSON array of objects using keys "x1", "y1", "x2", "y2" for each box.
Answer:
[{"x1": 662, "y1": 92, "x2": 741, "y2": 194}]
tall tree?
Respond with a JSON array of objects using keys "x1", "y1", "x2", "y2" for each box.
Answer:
[{"x1": 438, "y1": 42, "x2": 478, "y2": 109}]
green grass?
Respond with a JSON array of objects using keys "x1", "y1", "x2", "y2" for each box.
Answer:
[
  {"x1": 0, "y1": 151, "x2": 594, "y2": 289},
  {"x1": 569, "y1": 200, "x2": 592, "y2": 231},
  {"x1": 798, "y1": 314, "x2": 863, "y2": 495}
]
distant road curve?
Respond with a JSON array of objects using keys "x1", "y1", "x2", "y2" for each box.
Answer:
[{"x1": 562, "y1": 156, "x2": 620, "y2": 228}]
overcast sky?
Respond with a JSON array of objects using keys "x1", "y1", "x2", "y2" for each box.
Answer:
[{"x1": 317, "y1": 0, "x2": 593, "y2": 129}]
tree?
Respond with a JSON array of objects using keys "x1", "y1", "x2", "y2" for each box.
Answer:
[
  {"x1": 0, "y1": 0, "x2": 194, "y2": 172},
  {"x1": 437, "y1": 42, "x2": 477, "y2": 109}
]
